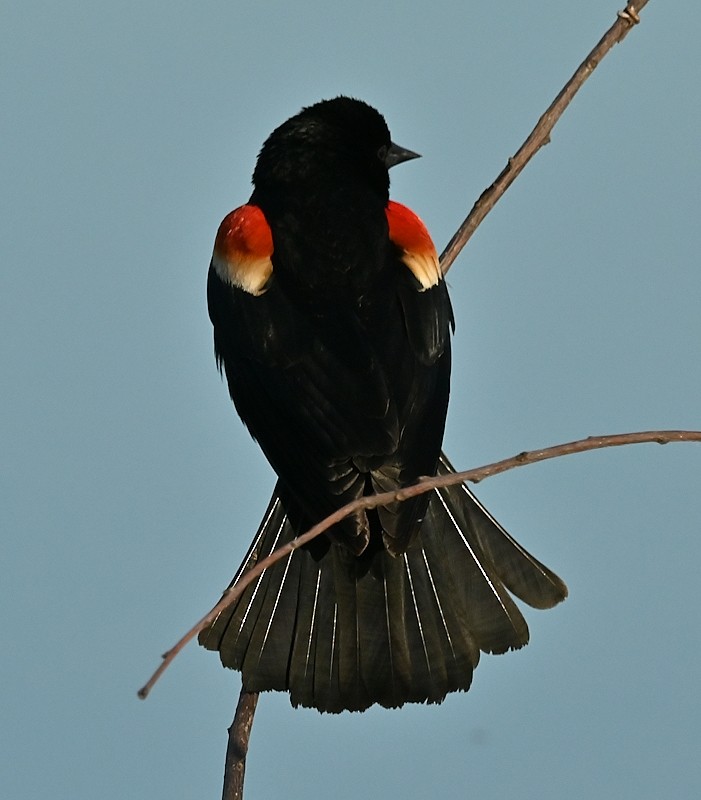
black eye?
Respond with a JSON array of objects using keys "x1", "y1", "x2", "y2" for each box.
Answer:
[{"x1": 377, "y1": 144, "x2": 389, "y2": 162}]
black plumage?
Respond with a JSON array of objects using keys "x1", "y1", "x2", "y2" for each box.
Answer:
[{"x1": 199, "y1": 97, "x2": 567, "y2": 712}]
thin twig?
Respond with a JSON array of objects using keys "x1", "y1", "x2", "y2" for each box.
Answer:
[
  {"x1": 221, "y1": 690, "x2": 259, "y2": 800},
  {"x1": 138, "y1": 428, "x2": 698, "y2": 700},
  {"x1": 440, "y1": 1, "x2": 648, "y2": 275}
]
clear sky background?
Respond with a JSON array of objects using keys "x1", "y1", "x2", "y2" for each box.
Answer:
[{"x1": 3, "y1": 2, "x2": 700, "y2": 798}]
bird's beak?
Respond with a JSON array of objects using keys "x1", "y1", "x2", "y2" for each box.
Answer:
[{"x1": 385, "y1": 142, "x2": 421, "y2": 169}]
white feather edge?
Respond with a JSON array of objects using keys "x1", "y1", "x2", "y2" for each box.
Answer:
[
  {"x1": 400, "y1": 249, "x2": 441, "y2": 290},
  {"x1": 211, "y1": 251, "x2": 272, "y2": 296}
]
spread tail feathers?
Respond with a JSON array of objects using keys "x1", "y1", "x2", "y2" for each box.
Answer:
[{"x1": 199, "y1": 453, "x2": 567, "y2": 713}]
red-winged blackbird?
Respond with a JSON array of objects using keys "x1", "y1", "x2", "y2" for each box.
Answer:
[{"x1": 200, "y1": 97, "x2": 567, "y2": 713}]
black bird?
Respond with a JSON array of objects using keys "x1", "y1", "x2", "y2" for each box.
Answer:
[{"x1": 200, "y1": 97, "x2": 567, "y2": 713}]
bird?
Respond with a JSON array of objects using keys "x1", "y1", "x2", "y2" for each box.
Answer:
[{"x1": 199, "y1": 96, "x2": 567, "y2": 713}]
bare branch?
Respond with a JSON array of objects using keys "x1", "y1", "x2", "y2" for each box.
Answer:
[
  {"x1": 439, "y1": 1, "x2": 649, "y2": 275},
  {"x1": 221, "y1": 690, "x2": 258, "y2": 800},
  {"x1": 138, "y1": 429, "x2": 699, "y2": 700}
]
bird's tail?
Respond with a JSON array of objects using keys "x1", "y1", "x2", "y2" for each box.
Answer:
[{"x1": 199, "y1": 453, "x2": 567, "y2": 713}]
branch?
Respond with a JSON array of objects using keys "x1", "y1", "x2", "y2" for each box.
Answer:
[
  {"x1": 439, "y1": 1, "x2": 648, "y2": 275},
  {"x1": 138, "y1": 429, "x2": 699, "y2": 700},
  {"x1": 221, "y1": 690, "x2": 258, "y2": 800}
]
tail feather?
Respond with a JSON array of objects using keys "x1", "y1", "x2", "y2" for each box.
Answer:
[
  {"x1": 401, "y1": 547, "x2": 473, "y2": 701},
  {"x1": 375, "y1": 550, "x2": 416, "y2": 706},
  {"x1": 305, "y1": 556, "x2": 342, "y2": 711},
  {"x1": 330, "y1": 548, "x2": 364, "y2": 710},
  {"x1": 437, "y1": 454, "x2": 568, "y2": 610},
  {"x1": 354, "y1": 554, "x2": 395, "y2": 708},
  {"x1": 242, "y1": 546, "x2": 300, "y2": 690},
  {"x1": 201, "y1": 497, "x2": 279, "y2": 670},
  {"x1": 428, "y1": 486, "x2": 529, "y2": 654},
  {"x1": 200, "y1": 457, "x2": 567, "y2": 712},
  {"x1": 287, "y1": 553, "x2": 322, "y2": 707}
]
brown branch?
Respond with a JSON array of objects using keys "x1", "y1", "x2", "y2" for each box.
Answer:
[
  {"x1": 439, "y1": 1, "x2": 648, "y2": 275},
  {"x1": 138, "y1": 429, "x2": 699, "y2": 701},
  {"x1": 221, "y1": 689, "x2": 258, "y2": 800},
  {"x1": 143, "y1": 7, "x2": 655, "y2": 798}
]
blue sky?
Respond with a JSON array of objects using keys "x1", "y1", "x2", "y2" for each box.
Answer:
[{"x1": 3, "y1": 2, "x2": 700, "y2": 798}]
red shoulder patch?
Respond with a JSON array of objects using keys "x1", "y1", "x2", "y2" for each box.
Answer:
[
  {"x1": 385, "y1": 201, "x2": 441, "y2": 290},
  {"x1": 212, "y1": 205, "x2": 273, "y2": 296}
]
